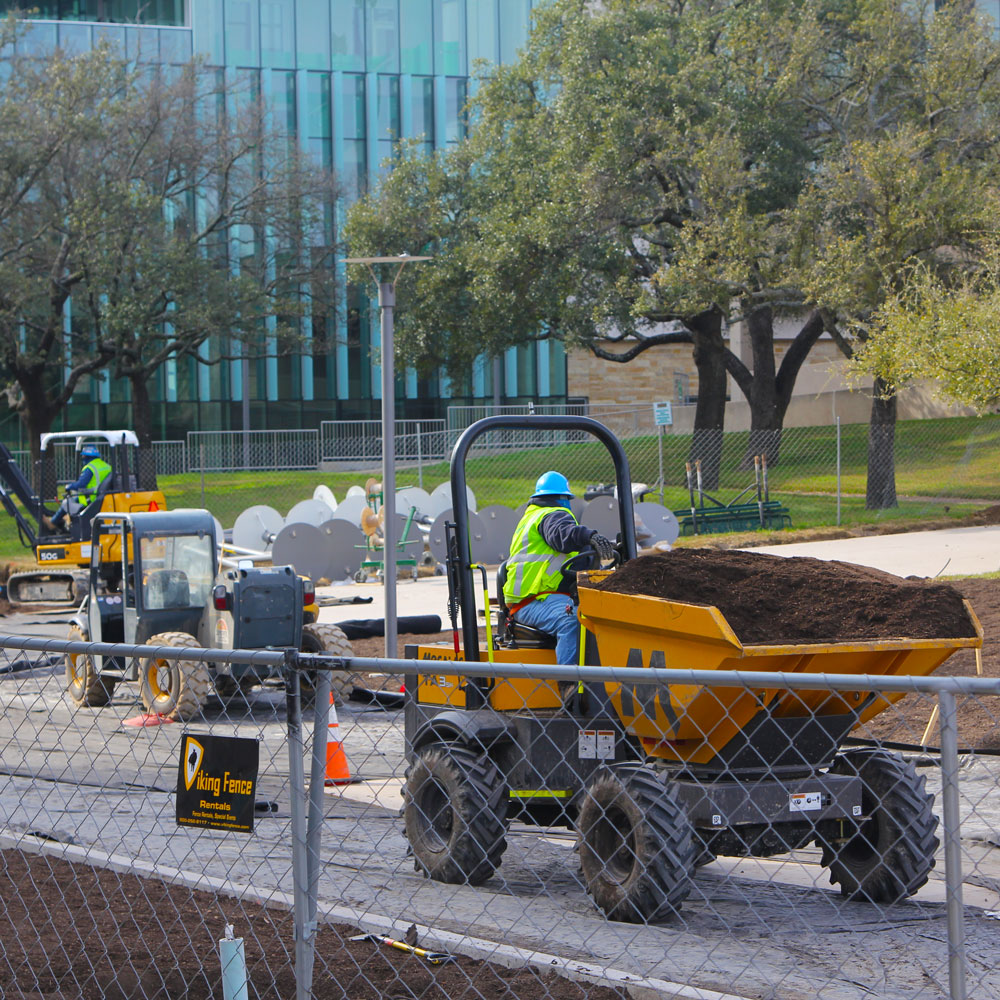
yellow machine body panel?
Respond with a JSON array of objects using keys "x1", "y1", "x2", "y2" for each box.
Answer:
[
  {"x1": 34, "y1": 490, "x2": 166, "y2": 569},
  {"x1": 576, "y1": 577, "x2": 983, "y2": 765},
  {"x1": 411, "y1": 643, "x2": 562, "y2": 711}
]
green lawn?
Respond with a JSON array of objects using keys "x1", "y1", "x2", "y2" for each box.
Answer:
[{"x1": 0, "y1": 414, "x2": 996, "y2": 564}]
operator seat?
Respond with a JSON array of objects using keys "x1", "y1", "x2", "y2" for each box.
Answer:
[
  {"x1": 495, "y1": 562, "x2": 557, "y2": 650},
  {"x1": 145, "y1": 569, "x2": 191, "y2": 609}
]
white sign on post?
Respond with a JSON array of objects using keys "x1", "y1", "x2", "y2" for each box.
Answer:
[{"x1": 653, "y1": 401, "x2": 673, "y2": 427}]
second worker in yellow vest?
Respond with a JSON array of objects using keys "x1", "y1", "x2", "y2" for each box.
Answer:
[
  {"x1": 44, "y1": 444, "x2": 113, "y2": 532},
  {"x1": 502, "y1": 471, "x2": 615, "y2": 664}
]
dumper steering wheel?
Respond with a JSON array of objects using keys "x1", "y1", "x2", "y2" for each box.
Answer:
[{"x1": 563, "y1": 541, "x2": 623, "y2": 579}]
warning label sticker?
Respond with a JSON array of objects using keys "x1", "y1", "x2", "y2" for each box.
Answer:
[
  {"x1": 789, "y1": 791, "x2": 822, "y2": 813},
  {"x1": 176, "y1": 733, "x2": 259, "y2": 833},
  {"x1": 578, "y1": 730, "x2": 616, "y2": 760}
]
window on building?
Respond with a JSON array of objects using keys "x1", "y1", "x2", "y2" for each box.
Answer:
[
  {"x1": 410, "y1": 76, "x2": 434, "y2": 153},
  {"x1": 400, "y1": 0, "x2": 432, "y2": 73},
  {"x1": 444, "y1": 77, "x2": 467, "y2": 143},
  {"x1": 467, "y1": 0, "x2": 497, "y2": 66},
  {"x1": 366, "y1": 0, "x2": 398, "y2": 73},
  {"x1": 225, "y1": 0, "x2": 259, "y2": 65},
  {"x1": 346, "y1": 284, "x2": 367, "y2": 399},
  {"x1": 294, "y1": 0, "x2": 330, "y2": 69},
  {"x1": 332, "y1": 0, "x2": 365, "y2": 71},
  {"x1": 499, "y1": 0, "x2": 531, "y2": 64},
  {"x1": 375, "y1": 74, "x2": 400, "y2": 175},
  {"x1": 341, "y1": 73, "x2": 367, "y2": 198},
  {"x1": 435, "y1": 0, "x2": 466, "y2": 75},
  {"x1": 261, "y1": 0, "x2": 295, "y2": 67},
  {"x1": 307, "y1": 71, "x2": 333, "y2": 171},
  {"x1": 0, "y1": 0, "x2": 186, "y2": 25}
]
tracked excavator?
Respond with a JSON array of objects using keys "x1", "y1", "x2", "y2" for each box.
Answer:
[{"x1": 0, "y1": 430, "x2": 166, "y2": 604}]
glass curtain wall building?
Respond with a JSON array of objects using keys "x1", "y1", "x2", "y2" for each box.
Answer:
[{"x1": 3, "y1": 1, "x2": 568, "y2": 438}]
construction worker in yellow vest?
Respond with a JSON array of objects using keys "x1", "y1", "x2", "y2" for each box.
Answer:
[
  {"x1": 43, "y1": 444, "x2": 112, "y2": 532},
  {"x1": 502, "y1": 471, "x2": 615, "y2": 664}
]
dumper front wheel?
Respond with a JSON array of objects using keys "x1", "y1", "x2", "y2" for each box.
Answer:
[
  {"x1": 404, "y1": 744, "x2": 508, "y2": 886},
  {"x1": 578, "y1": 766, "x2": 695, "y2": 922},
  {"x1": 819, "y1": 749, "x2": 939, "y2": 902}
]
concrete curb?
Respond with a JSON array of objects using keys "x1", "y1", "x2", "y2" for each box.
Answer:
[{"x1": 1, "y1": 830, "x2": 751, "y2": 1000}]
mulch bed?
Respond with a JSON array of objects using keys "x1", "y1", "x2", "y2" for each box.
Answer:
[
  {"x1": 0, "y1": 852, "x2": 623, "y2": 1000},
  {"x1": 591, "y1": 549, "x2": 976, "y2": 644}
]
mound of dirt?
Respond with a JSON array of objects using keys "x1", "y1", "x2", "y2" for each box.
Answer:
[
  {"x1": 962, "y1": 503, "x2": 1000, "y2": 526},
  {"x1": 590, "y1": 549, "x2": 977, "y2": 645}
]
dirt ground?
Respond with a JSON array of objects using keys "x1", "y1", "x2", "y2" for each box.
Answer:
[{"x1": 0, "y1": 851, "x2": 624, "y2": 1000}]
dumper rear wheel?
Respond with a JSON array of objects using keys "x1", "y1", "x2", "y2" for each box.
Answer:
[
  {"x1": 404, "y1": 744, "x2": 508, "y2": 886},
  {"x1": 139, "y1": 631, "x2": 212, "y2": 721},
  {"x1": 819, "y1": 749, "x2": 939, "y2": 902},
  {"x1": 578, "y1": 766, "x2": 695, "y2": 922}
]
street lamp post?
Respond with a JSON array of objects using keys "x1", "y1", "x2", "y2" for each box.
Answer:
[{"x1": 344, "y1": 254, "x2": 430, "y2": 659}]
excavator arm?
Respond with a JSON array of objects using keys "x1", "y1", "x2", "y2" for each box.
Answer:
[{"x1": 0, "y1": 441, "x2": 45, "y2": 550}]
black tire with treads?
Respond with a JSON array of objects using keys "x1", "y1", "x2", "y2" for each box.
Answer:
[
  {"x1": 818, "y1": 749, "x2": 939, "y2": 902},
  {"x1": 404, "y1": 744, "x2": 508, "y2": 886},
  {"x1": 577, "y1": 765, "x2": 695, "y2": 922}
]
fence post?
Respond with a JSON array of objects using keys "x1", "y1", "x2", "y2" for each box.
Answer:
[
  {"x1": 200, "y1": 444, "x2": 206, "y2": 509},
  {"x1": 306, "y1": 668, "x2": 331, "y2": 954},
  {"x1": 285, "y1": 654, "x2": 317, "y2": 1000},
  {"x1": 836, "y1": 416, "x2": 841, "y2": 527},
  {"x1": 658, "y1": 424, "x2": 664, "y2": 505},
  {"x1": 416, "y1": 422, "x2": 423, "y2": 490},
  {"x1": 938, "y1": 689, "x2": 967, "y2": 1000}
]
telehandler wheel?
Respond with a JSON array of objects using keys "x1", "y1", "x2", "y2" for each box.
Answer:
[
  {"x1": 819, "y1": 749, "x2": 939, "y2": 903},
  {"x1": 65, "y1": 623, "x2": 116, "y2": 708},
  {"x1": 577, "y1": 765, "x2": 695, "y2": 923},
  {"x1": 404, "y1": 743, "x2": 509, "y2": 886},
  {"x1": 139, "y1": 631, "x2": 212, "y2": 721},
  {"x1": 299, "y1": 623, "x2": 355, "y2": 704}
]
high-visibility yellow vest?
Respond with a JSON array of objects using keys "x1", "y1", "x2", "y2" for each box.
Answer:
[
  {"x1": 79, "y1": 458, "x2": 112, "y2": 505},
  {"x1": 503, "y1": 503, "x2": 579, "y2": 606}
]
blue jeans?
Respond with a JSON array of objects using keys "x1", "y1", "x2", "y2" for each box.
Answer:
[{"x1": 513, "y1": 594, "x2": 580, "y2": 665}]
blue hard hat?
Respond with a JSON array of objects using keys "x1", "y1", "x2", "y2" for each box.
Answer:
[
  {"x1": 532, "y1": 471, "x2": 573, "y2": 499},
  {"x1": 80, "y1": 444, "x2": 101, "y2": 459}
]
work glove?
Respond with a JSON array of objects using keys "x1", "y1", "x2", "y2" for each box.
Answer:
[{"x1": 589, "y1": 532, "x2": 616, "y2": 563}]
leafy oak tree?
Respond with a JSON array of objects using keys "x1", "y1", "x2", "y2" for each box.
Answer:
[
  {"x1": 792, "y1": 0, "x2": 1000, "y2": 507},
  {"x1": 346, "y1": 0, "x2": 1000, "y2": 500},
  {"x1": 0, "y1": 23, "x2": 338, "y2": 467}
]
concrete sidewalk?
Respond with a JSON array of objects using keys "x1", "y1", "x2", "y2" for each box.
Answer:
[{"x1": 751, "y1": 524, "x2": 1000, "y2": 578}]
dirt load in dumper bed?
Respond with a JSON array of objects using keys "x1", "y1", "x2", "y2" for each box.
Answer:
[{"x1": 591, "y1": 548, "x2": 977, "y2": 645}]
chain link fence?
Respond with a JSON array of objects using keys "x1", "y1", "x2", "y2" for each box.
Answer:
[{"x1": 0, "y1": 631, "x2": 998, "y2": 998}]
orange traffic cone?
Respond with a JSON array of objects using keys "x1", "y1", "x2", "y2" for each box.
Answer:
[{"x1": 324, "y1": 692, "x2": 352, "y2": 787}]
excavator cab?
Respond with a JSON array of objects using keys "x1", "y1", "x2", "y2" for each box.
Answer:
[{"x1": 0, "y1": 430, "x2": 167, "y2": 604}]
